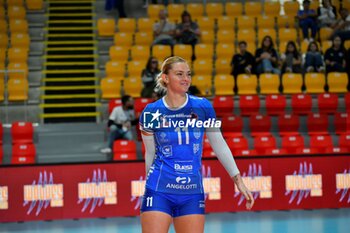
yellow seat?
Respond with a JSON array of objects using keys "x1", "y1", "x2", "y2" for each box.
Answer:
[
  {"x1": 216, "y1": 16, "x2": 235, "y2": 30},
  {"x1": 216, "y1": 29, "x2": 235, "y2": 44},
  {"x1": 215, "y1": 58, "x2": 231, "y2": 75},
  {"x1": 11, "y1": 33, "x2": 30, "y2": 49},
  {"x1": 0, "y1": 20, "x2": 7, "y2": 33},
  {"x1": 8, "y1": 47, "x2": 28, "y2": 63},
  {"x1": 256, "y1": 15, "x2": 275, "y2": 29},
  {"x1": 200, "y1": 30, "x2": 215, "y2": 44},
  {"x1": 137, "y1": 18, "x2": 154, "y2": 32},
  {"x1": 0, "y1": 33, "x2": 8, "y2": 48},
  {"x1": 109, "y1": 46, "x2": 129, "y2": 62},
  {"x1": 264, "y1": 1, "x2": 281, "y2": 16},
  {"x1": 205, "y1": 3, "x2": 224, "y2": 18},
  {"x1": 127, "y1": 60, "x2": 146, "y2": 77},
  {"x1": 195, "y1": 17, "x2": 215, "y2": 31},
  {"x1": 327, "y1": 72, "x2": 348, "y2": 93},
  {"x1": 214, "y1": 74, "x2": 234, "y2": 95},
  {"x1": 319, "y1": 27, "x2": 332, "y2": 41},
  {"x1": 173, "y1": 44, "x2": 192, "y2": 61},
  {"x1": 8, "y1": 6, "x2": 26, "y2": 19},
  {"x1": 152, "y1": 45, "x2": 172, "y2": 61},
  {"x1": 278, "y1": 28, "x2": 297, "y2": 42},
  {"x1": 321, "y1": 40, "x2": 332, "y2": 53},
  {"x1": 0, "y1": 7, "x2": 5, "y2": 19},
  {"x1": 225, "y1": 2, "x2": 243, "y2": 16},
  {"x1": 130, "y1": 45, "x2": 150, "y2": 61},
  {"x1": 193, "y1": 59, "x2": 213, "y2": 76},
  {"x1": 258, "y1": 28, "x2": 276, "y2": 43},
  {"x1": 191, "y1": 75, "x2": 212, "y2": 96},
  {"x1": 0, "y1": 62, "x2": 4, "y2": 81},
  {"x1": 101, "y1": 77, "x2": 122, "y2": 99},
  {"x1": 246, "y1": 42, "x2": 256, "y2": 54},
  {"x1": 97, "y1": 18, "x2": 115, "y2": 37},
  {"x1": 344, "y1": 0, "x2": 350, "y2": 9},
  {"x1": 0, "y1": 77, "x2": 4, "y2": 102},
  {"x1": 123, "y1": 77, "x2": 142, "y2": 97},
  {"x1": 259, "y1": 73, "x2": 280, "y2": 94},
  {"x1": 7, "y1": 0, "x2": 24, "y2": 6},
  {"x1": 237, "y1": 29, "x2": 256, "y2": 44},
  {"x1": 345, "y1": 41, "x2": 350, "y2": 50},
  {"x1": 244, "y1": 2, "x2": 262, "y2": 16},
  {"x1": 237, "y1": 74, "x2": 258, "y2": 95},
  {"x1": 167, "y1": 4, "x2": 185, "y2": 21},
  {"x1": 8, "y1": 78, "x2": 28, "y2": 101},
  {"x1": 282, "y1": 73, "x2": 303, "y2": 94},
  {"x1": 105, "y1": 61, "x2": 126, "y2": 78},
  {"x1": 114, "y1": 32, "x2": 133, "y2": 47},
  {"x1": 9, "y1": 19, "x2": 28, "y2": 33},
  {"x1": 7, "y1": 62, "x2": 28, "y2": 80},
  {"x1": 186, "y1": 3, "x2": 204, "y2": 18},
  {"x1": 216, "y1": 43, "x2": 235, "y2": 59},
  {"x1": 305, "y1": 73, "x2": 326, "y2": 93},
  {"x1": 195, "y1": 44, "x2": 214, "y2": 60},
  {"x1": 26, "y1": 0, "x2": 44, "y2": 10},
  {"x1": 147, "y1": 4, "x2": 165, "y2": 20},
  {"x1": 310, "y1": 1, "x2": 319, "y2": 11},
  {"x1": 134, "y1": 32, "x2": 153, "y2": 45},
  {"x1": 276, "y1": 15, "x2": 296, "y2": 28},
  {"x1": 283, "y1": 1, "x2": 300, "y2": 16},
  {"x1": 237, "y1": 15, "x2": 255, "y2": 29},
  {"x1": 0, "y1": 48, "x2": 5, "y2": 63},
  {"x1": 117, "y1": 18, "x2": 136, "y2": 33}
]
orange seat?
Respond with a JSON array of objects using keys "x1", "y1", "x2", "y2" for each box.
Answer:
[
  {"x1": 191, "y1": 75, "x2": 212, "y2": 96},
  {"x1": 147, "y1": 4, "x2": 165, "y2": 19},
  {"x1": 192, "y1": 59, "x2": 213, "y2": 76},
  {"x1": 282, "y1": 73, "x2": 303, "y2": 94},
  {"x1": 245, "y1": 2, "x2": 262, "y2": 16},
  {"x1": 237, "y1": 29, "x2": 256, "y2": 44},
  {"x1": 259, "y1": 73, "x2": 280, "y2": 94},
  {"x1": 7, "y1": 62, "x2": 28, "y2": 80},
  {"x1": 134, "y1": 32, "x2": 153, "y2": 45},
  {"x1": 0, "y1": 33, "x2": 9, "y2": 48},
  {"x1": 225, "y1": 2, "x2": 243, "y2": 16},
  {"x1": 26, "y1": 0, "x2": 44, "y2": 10},
  {"x1": 8, "y1": 78, "x2": 28, "y2": 101},
  {"x1": 127, "y1": 60, "x2": 146, "y2": 77},
  {"x1": 0, "y1": 78, "x2": 4, "y2": 102},
  {"x1": 117, "y1": 18, "x2": 136, "y2": 33},
  {"x1": 113, "y1": 140, "x2": 137, "y2": 160},
  {"x1": 256, "y1": 15, "x2": 276, "y2": 29},
  {"x1": 186, "y1": 3, "x2": 204, "y2": 18},
  {"x1": 205, "y1": 3, "x2": 224, "y2": 18},
  {"x1": 195, "y1": 43, "x2": 214, "y2": 60},
  {"x1": 0, "y1": 20, "x2": 7, "y2": 33},
  {"x1": 319, "y1": 27, "x2": 333, "y2": 41},
  {"x1": 215, "y1": 58, "x2": 231, "y2": 75},
  {"x1": 283, "y1": 1, "x2": 300, "y2": 16},
  {"x1": 9, "y1": 19, "x2": 28, "y2": 33},
  {"x1": 200, "y1": 30, "x2": 215, "y2": 44},
  {"x1": 216, "y1": 30, "x2": 235, "y2": 44},
  {"x1": 105, "y1": 61, "x2": 126, "y2": 77},
  {"x1": 237, "y1": 15, "x2": 256, "y2": 29},
  {"x1": 123, "y1": 77, "x2": 142, "y2": 98},
  {"x1": 276, "y1": 15, "x2": 296, "y2": 28},
  {"x1": 305, "y1": 72, "x2": 326, "y2": 93},
  {"x1": 130, "y1": 45, "x2": 150, "y2": 61},
  {"x1": 97, "y1": 18, "x2": 115, "y2": 37},
  {"x1": 137, "y1": 18, "x2": 154, "y2": 32},
  {"x1": 8, "y1": 6, "x2": 26, "y2": 19},
  {"x1": 101, "y1": 77, "x2": 122, "y2": 99},
  {"x1": 109, "y1": 46, "x2": 129, "y2": 62},
  {"x1": 216, "y1": 16, "x2": 235, "y2": 30},
  {"x1": 327, "y1": 72, "x2": 348, "y2": 93},
  {"x1": 258, "y1": 28, "x2": 277, "y2": 43},
  {"x1": 152, "y1": 45, "x2": 172, "y2": 61},
  {"x1": 11, "y1": 121, "x2": 34, "y2": 144},
  {"x1": 114, "y1": 32, "x2": 133, "y2": 47},
  {"x1": 264, "y1": 1, "x2": 281, "y2": 16},
  {"x1": 278, "y1": 28, "x2": 297, "y2": 42},
  {"x1": 237, "y1": 74, "x2": 258, "y2": 95},
  {"x1": 195, "y1": 17, "x2": 215, "y2": 31},
  {"x1": 7, "y1": 0, "x2": 24, "y2": 6},
  {"x1": 214, "y1": 74, "x2": 234, "y2": 95},
  {"x1": 216, "y1": 43, "x2": 235, "y2": 59},
  {"x1": 10, "y1": 33, "x2": 30, "y2": 49},
  {"x1": 167, "y1": 4, "x2": 184, "y2": 21},
  {"x1": 173, "y1": 44, "x2": 192, "y2": 61}
]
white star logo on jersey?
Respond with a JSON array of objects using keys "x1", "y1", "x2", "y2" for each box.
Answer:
[{"x1": 150, "y1": 109, "x2": 161, "y2": 122}]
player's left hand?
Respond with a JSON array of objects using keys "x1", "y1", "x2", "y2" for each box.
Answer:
[{"x1": 233, "y1": 174, "x2": 255, "y2": 210}]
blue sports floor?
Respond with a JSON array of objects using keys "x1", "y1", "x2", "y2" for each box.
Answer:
[{"x1": 1, "y1": 209, "x2": 349, "y2": 233}]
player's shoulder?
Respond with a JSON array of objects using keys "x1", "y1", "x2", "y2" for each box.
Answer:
[{"x1": 188, "y1": 95, "x2": 212, "y2": 107}]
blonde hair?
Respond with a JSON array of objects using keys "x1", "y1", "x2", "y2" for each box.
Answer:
[{"x1": 155, "y1": 56, "x2": 188, "y2": 93}]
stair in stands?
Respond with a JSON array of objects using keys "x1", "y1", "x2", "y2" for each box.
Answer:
[{"x1": 41, "y1": 0, "x2": 100, "y2": 123}]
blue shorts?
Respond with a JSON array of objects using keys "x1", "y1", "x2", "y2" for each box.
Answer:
[{"x1": 140, "y1": 188, "x2": 205, "y2": 217}]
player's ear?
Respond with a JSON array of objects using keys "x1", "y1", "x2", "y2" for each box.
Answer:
[{"x1": 162, "y1": 73, "x2": 168, "y2": 83}]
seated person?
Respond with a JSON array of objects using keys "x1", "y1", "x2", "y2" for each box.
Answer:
[
  {"x1": 175, "y1": 11, "x2": 201, "y2": 47},
  {"x1": 281, "y1": 41, "x2": 302, "y2": 74},
  {"x1": 324, "y1": 35, "x2": 347, "y2": 73},
  {"x1": 317, "y1": 0, "x2": 337, "y2": 28},
  {"x1": 141, "y1": 57, "x2": 160, "y2": 98},
  {"x1": 297, "y1": 0, "x2": 318, "y2": 41},
  {"x1": 330, "y1": 8, "x2": 350, "y2": 41},
  {"x1": 231, "y1": 41, "x2": 255, "y2": 77},
  {"x1": 255, "y1": 36, "x2": 280, "y2": 75},
  {"x1": 304, "y1": 41, "x2": 326, "y2": 73},
  {"x1": 153, "y1": 9, "x2": 176, "y2": 46},
  {"x1": 101, "y1": 95, "x2": 137, "y2": 154}
]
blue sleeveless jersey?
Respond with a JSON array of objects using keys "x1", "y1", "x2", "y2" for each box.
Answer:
[{"x1": 139, "y1": 94, "x2": 217, "y2": 194}]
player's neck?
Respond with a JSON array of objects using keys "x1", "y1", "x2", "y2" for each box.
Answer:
[{"x1": 164, "y1": 92, "x2": 187, "y2": 109}]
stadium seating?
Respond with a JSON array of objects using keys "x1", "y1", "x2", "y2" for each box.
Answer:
[
  {"x1": 216, "y1": 43, "x2": 235, "y2": 60},
  {"x1": 8, "y1": 62, "x2": 28, "y2": 80},
  {"x1": 130, "y1": 45, "x2": 150, "y2": 61},
  {"x1": 339, "y1": 133, "x2": 350, "y2": 150},
  {"x1": 173, "y1": 44, "x2": 192, "y2": 61},
  {"x1": 214, "y1": 74, "x2": 234, "y2": 96},
  {"x1": 225, "y1": 2, "x2": 243, "y2": 16},
  {"x1": 193, "y1": 59, "x2": 213, "y2": 76},
  {"x1": 101, "y1": 77, "x2": 122, "y2": 99},
  {"x1": 239, "y1": 95, "x2": 260, "y2": 116},
  {"x1": 215, "y1": 58, "x2": 231, "y2": 75},
  {"x1": 202, "y1": 137, "x2": 215, "y2": 157},
  {"x1": 134, "y1": 32, "x2": 153, "y2": 46},
  {"x1": 137, "y1": 18, "x2": 154, "y2": 32},
  {"x1": 117, "y1": 18, "x2": 136, "y2": 33},
  {"x1": 265, "y1": 94, "x2": 286, "y2": 115},
  {"x1": 195, "y1": 44, "x2": 214, "y2": 60},
  {"x1": 309, "y1": 134, "x2": 333, "y2": 153},
  {"x1": 281, "y1": 134, "x2": 304, "y2": 154},
  {"x1": 98, "y1": 18, "x2": 115, "y2": 36},
  {"x1": 291, "y1": 94, "x2": 312, "y2": 115},
  {"x1": 105, "y1": 61, "x2": 126, "y2": 77},
  {"x1": 334, "y1": 112, "x2": 350, "y2": 135},
  {"x1": 195, "y1": 17, "x2": 215, "y2": 31},
  {"x1": 221, "y1": 115, "x2": 243, "y2": 137},
  {"x1": 237, "y1": 74, "x2": 258, "y2": 95},
  {"x1": 249, "y1": 114, "x2": 271, "y2": 137},
  {"x1": 191, "y1": 75, "x2": 212, "y2": 96},
  {"x1": 254, "y1": 135, "x2": 276, "y2": 155},
  {"x1": 213, "y1": 95, "x2": 234, "y2": 117},
  {"x1": 259, "y1": 73, "x2": 280, "y2": 94},
  {"x1": 317, "y1": 93, "x2": 338, "y2": 114},
  {"x1": 114, "y1": 32, "x2": 133, "y2": 47},
  {"x1": 282, "y1": 73, "x2": 303, "y2": 94},
  {"x1": 127, "y1": 60, "x2": 146, "y2": 77},
  {"x1": 9, "y1": 19, "x2": 28, "y2": 33},
  {"x1": 0, "y1": 78, "x2": 4, "y2": 102},
  {"x1": 264, "y1": 1, "x2": 281, "y2": 16},
  {"x1": 109, "y1": 46, "x2": 129, "y2": 62},
  {"x1": 26, "y1": 0, "x2": 44, "y2": 10},
  {"x1": 8, "y1": 78, "x2": 28, "y2": 101},
  {"x1": 186, "y1": 3, "x2": 204, "y2": 18},
  {"x1": 167, "y1": 4, "x2": 184, "y2": 21},
  {"x1": 307, "y1": 113, "x2": 329, "y2": 135},
  {"x1": 216, "y1": 16, "x2": 235, "y2": 30},
  {"x1": 11, "y1": 143, "x2": 36, "y2": 164},
  {"x1": 11, "y1": 121, "x2": 34, "y2": 144},
  {"x1": 134, "y1": 98, "x2": 153, "y2": 117},
  {"x1": 152, "y1": 45, "x2": 172, "y2": 61},
  {"x1": 283, "y1": 1, "x2": 300, "y2": 16},
  {"x1": 147, "y1": 4, "x2": 165, "y2": 19},
  {"x1": 113, "y1": 140, "x2": 137, "y2": 160},
  {"x1": 256, "y1": 15, "x2": 276, "y2": 29},
  {"x1": 237, "y1": 16, "x2": 256, "y2": 29},
  {"x1": 278, "y1": 114, "x2": 300, "y2": 136},
  {"x1": 216, "y1": 30, "x2": 235, "y2": 44},
  {"x1": 108, "y1": 99, "x2": 122, "y2": 114},
  {"x1": 305, "y1": 73, "x2": 326, "y2": 93},
  {"x1": 327, "y1": 72, "x2": 348, "y2": 93},
  {"x1": 200, "y1": 30, "x2": 215, "y2": 44},
  {"x1": 245, "y1": 2, "x2": 262, "y2": 16},
  {"x1": 226, "y1": 136, "x2": 249, "y2": 155},
  {"x1": 205, "y1": 3, "x2": 224, "y2": 17},
  {"x1": 123, "y1": 77, "x2": 142, "y2": 98}
]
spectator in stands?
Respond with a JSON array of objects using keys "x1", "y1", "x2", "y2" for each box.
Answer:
[
  {"x1": 255, "y1": 36, "x2": 280, "y2": 75},
  {"x1": 297, "y1": 0, "x2": 318, "y2": 41},
  {"x1": 141, "y1": 57, "x2": 161, "y2": 98},
  {"x1": 330, "y1": 8, "x2": 350, "y2": 41},
  {"x1": 175, "y1": 11, "x2": 201, "y2": 47},
  {"x1": 105, "y1": 0, "x2": 127, "y2": 18},
  {"x1": 153, "y1": 9, "x2": 176, "y2": 46},
  {"x1": 100, "y1": 95, "x2": 137, "y2": 154},
  {"x1": 317, "y1": 0, "x2": 337, "y2": 28},
  {"x1": 281, "y1": 41, "x2": 302, "y2": 74},
  {"x1": 324, "y1": 35, "x2": 347, "y2": 73},
  {"x1": 304, "y1": 41, "x2": 326, "y2": 73}
]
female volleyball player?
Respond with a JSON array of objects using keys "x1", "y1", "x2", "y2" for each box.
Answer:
[{"x1": 139, "y1": 56, "x2": 254, "y2": 233}]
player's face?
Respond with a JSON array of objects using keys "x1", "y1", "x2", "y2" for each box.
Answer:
[{"x1": 166, "y1": 62, "x2": 191, "y2": 94}]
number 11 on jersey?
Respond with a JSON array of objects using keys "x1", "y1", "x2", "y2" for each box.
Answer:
[{"x1": 175, "y1": 127, "x2": 189, "y2": 145}]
